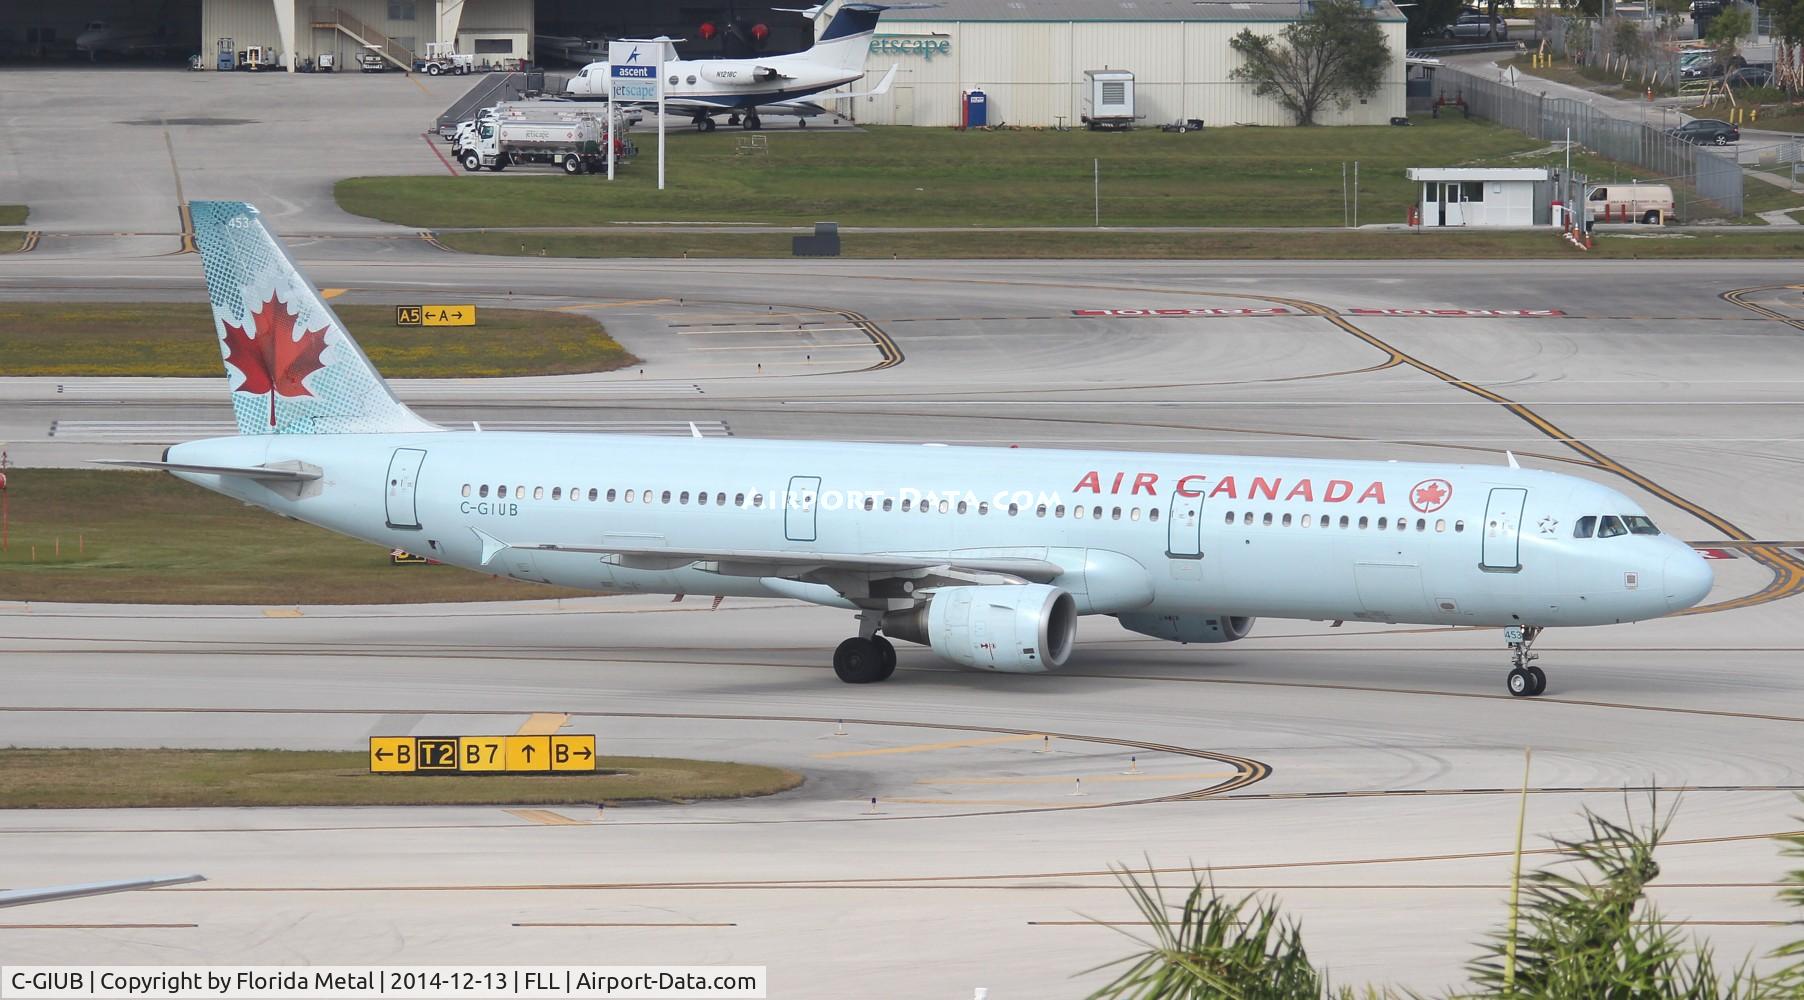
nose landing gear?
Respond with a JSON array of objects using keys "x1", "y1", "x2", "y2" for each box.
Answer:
[{"x1": 1504, "y1": 625, "x2": 1546, "y2": 697}]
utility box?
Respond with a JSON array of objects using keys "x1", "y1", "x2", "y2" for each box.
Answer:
[
  {"x1": 963, "y1": 89, "x2": 988, "y2": 128},
  {"x1": 1082, "y1": 70, "x2": 1137, "y2": 130},
  {"x1": 793, "y1": 222, "x2": 841, "y2": 257}
]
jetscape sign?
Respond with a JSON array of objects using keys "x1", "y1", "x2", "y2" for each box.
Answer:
[{"x1": 1073, "y1": 307, "x2": 1294, "y2": 317}]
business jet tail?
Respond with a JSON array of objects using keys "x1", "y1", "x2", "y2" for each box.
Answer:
[
  {"x1": 190, "y1": 200, "x2": 436, "y2": 437},
  {"x1": 806, "y1": 4, "x2": 888, "y2": 74}
]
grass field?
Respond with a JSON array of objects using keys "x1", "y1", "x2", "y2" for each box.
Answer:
[
  {"x1": 0, "y1": 304, "x2": 635, "y2": 377},
  {"x1": 0, "y1": 749, "x2": 803, "y2": 808},
  {"x1": 1504, "y1": 54, "x2": 1677, "y2": 99},
  {"x1": 0, "y1": 469, "x2": 594, "y2": 604},
  {"x1": 440, "y1": 227, "x2": 1804, "y2": 259},
  {"x1": 339, "y1": 116, "x2": 1564, "y2": 229},
  {"x1": 0, "y1": 204, "x2": 26, "y2": 226}
]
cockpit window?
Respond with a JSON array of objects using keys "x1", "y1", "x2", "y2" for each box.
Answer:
[
  {"x1": 1574, "y1": 515, "x2": 1596, "y2": 539},
  {"x1": 1597, "y1": 515, "x2": 1627, "y2": 538},
  {"x1": 1622, "y1": 515, "x2": 1660, "y2": 536}
]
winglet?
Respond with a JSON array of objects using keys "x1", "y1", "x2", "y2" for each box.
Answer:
[
  {"x1": 471, "y1": 527, "x2": 510, "y2": 567},
  {"x1": 869, "y1": 62, "x2": 898, "y2": 96},
  {"x1": 1506, "y1": 450, "x2": 1520, "y2": 469}
]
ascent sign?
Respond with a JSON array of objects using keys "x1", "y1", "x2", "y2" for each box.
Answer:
[{"x1": 368, "y1": 735, "x2": 597, "y2": 773}]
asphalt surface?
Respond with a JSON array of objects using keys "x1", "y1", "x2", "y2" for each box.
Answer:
[{"x1": 4, "y1": 66, "x2": 1804, "y2": 998}]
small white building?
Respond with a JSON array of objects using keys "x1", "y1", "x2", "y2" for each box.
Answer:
[{"x1": 1407, "y1": 167, "x2": 1548, "y2": 227}]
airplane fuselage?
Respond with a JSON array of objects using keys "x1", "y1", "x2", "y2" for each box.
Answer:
[
  {"x1": 169, "y1": 431, "x2": 1709, "y2": 630},
  {"x1": 567, "y1": 55, "x2": 862, "y2": 110}
]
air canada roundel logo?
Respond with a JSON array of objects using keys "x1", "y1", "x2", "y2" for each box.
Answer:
[{"x1": 1410, "y1": 478, "x2": 1453, "y2": 514}]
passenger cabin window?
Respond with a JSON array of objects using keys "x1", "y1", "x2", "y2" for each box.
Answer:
[
  {"x1": 497, "y1": 485, "x2": 507, "y2": 499},
  {"x1": 1574, "y1": 515, "x2": 1596, "y2": 538},
  {"x1": 462, "y1": 484, "x2": 471, "y2": 497},
  {"x1": 479, "y1": 484, "x2": 490, "y2": 498},
  {"x1": 533, "y1": 487, "x2": 544, "y2": 500},
  {"x1": 1597, "y1": 515, "x2": 1627, "y2": 538},
  {"x1": 1148, "y1": 508, "x2": 1159, "y2": 522},
  {"x1": 551, "y1": 487, "x2": 562, "y2": 500}
]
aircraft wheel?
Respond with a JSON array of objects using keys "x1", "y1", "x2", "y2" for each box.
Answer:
[
  {"x1": 871, "y1": 636, "x2": 897, "y2": 681},
  {"x1": 746, "y1": 115, "x2": 762, "y2": 130},
  {"x1": 703, "y1": 118, "x2": 716, "y2": 132},
  {"x1": 1507, "y1": 667, "x2": 1536, "y2": 698},
  {"x1": 833, "y1": 638, "x2": 885, "y2": 684},
  {"x1": 1526, "y1": 666, "x2": 1547, "y2": 696},
  {"x1": 798, "y1": 117, "x2": 808, "y2": 128}
]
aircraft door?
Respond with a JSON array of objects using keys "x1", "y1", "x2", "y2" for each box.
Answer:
[
  {"x1": 1166, "y1": 488, "x2": 1202, "y2": 558},
  {"x1": 785, "y1": 475, "x2": 821, "y2": 542},
  {"x1": 1481, "y1": 487, "x2": 1528, "y2": 571},
  {"x1": 384, "y1": 448, "x2": 427, "y2": 529}
]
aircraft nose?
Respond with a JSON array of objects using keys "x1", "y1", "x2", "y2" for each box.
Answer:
[{"x1": 1663, "y1": 548, "x2": 1713, "y2": 612}]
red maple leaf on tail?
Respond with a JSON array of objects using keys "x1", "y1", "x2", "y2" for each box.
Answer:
[{"x1": 221, "y1": 294, "x2": 330, "y2": 427}]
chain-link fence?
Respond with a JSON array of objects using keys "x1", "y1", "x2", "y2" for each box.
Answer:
[{"x1": 1433, "y1": 63, "x2": 1744, "y2": 217}]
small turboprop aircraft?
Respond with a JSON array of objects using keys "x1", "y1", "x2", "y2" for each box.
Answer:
[
  {"x1": 107, "y1": 202, "x2": 1715, "y2": 695},
  {"x1": 564, "y1": 3, "x2": 900, "y2": 130}
]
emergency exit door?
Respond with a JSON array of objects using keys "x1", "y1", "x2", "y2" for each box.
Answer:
[
  {"x1": 384, "y1": 448, "x2": 427, "y2": 530},
  {"x1": 1481, "y1": 487, "x2": 1527, "y2": 571},
  {"x1": 785, "y1": 476, "x2": 821, "y2": 542},
  {"x1": 1166, "y1": 489, "x2": 1202, "y2": 558}
]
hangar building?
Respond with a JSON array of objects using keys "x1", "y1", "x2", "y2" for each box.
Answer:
[
  {"x1": 827, "y1": 0, "x2": 1408, "y2": 128},
  {"x1": 5, "y1": 0, "x2": 1403, "y2": 128}
]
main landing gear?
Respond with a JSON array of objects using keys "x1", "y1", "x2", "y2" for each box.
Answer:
[
  {"x1": 1504, "y1": 625, "x2": 1547, "y2": 697},
  {"x1": 833, "y1": 613, "x2": 898, "y2": 683}
]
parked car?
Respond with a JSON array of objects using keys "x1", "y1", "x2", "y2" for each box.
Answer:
[
  {"x1": 1680, "y1": 53, "x2": 1746, "y2": 79},
  {"x1": 1725, "y1": 65, "x2": 1774, "y2": 88},
  {"x1": 1443, "y1": 12, "x2": 1508, "y2": 40},
  {"x1": 1667, "y1": 118, "x2": 1740, "y2": 145}
]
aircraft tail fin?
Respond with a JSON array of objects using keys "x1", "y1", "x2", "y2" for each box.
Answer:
[
  {"x1": 808, "y1": 3, "x2": 885, "y2": 74},
  {"x1": 191, "y1": 200, "x2": 436, "y2": 436}
]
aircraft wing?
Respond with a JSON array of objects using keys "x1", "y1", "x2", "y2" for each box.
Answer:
[
  {"x1": 471, "y1": 528, "x2": 1060, "y2": 584},
  {"x1": 834, "y1": 63, "x2": 899, "y2": 99},
  {"x1": 91, "y1": 459, "x2": 322, "y2": 482},
  {"x1": 0, "y1": 874, "x2": 205, "y2": 909}
]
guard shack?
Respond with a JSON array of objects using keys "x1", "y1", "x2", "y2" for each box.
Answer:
[{"x1": 1407, "y1": 167, "x2": 1548, "y2": 227}]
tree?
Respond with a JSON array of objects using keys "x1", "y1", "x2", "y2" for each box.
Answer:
[
  {"x1": 1229, "y1": 0, "x2": 1393, "y2": 127},
  {"x1": 1707, "y1": 4, "x2": 1753, "y2": 67}
]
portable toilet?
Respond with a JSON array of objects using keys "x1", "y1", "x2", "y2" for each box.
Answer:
[
  {"x1": 1082, "y1": 70, "x2": 1136, "y2": 130},
  {"x1": 963, "y1": 89, "x2": 988, "y2": 128}
]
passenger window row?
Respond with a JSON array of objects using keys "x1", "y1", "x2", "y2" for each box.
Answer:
[
  {"x1": 458, "y1": 483, "x2": 1166, "y2": 523},
  {"x1": 1224, "y1": 510, "x2": 1463, "y2": 533}
]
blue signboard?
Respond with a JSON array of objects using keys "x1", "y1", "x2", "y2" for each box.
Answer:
[{"x1": 608, "y1": 41, "x2": 661, "y2": 102}]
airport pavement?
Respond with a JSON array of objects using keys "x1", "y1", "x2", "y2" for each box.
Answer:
[
  {"x1": 1, "y1": 253, "x2": 1803, "y2": 992},
  {"x1": 1, "y1": 595, "x2": 1802, "y2": 994},
  {"x1": 4, "y1": 65, "x2": 1804, "y2": 995}
]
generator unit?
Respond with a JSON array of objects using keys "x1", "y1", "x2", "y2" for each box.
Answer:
[{"x1": 1081, "y1": 69, "x2": 1137, "y2": 130}]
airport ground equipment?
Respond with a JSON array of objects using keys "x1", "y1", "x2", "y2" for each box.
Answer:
[
  {"x1": 1082, "y1": 69, "x2": 1138, "y2": 130},
  {"x1": 419, "y1": 41, "x2": 474, "y2": 76},
  {"x1": 215, "y1": 36, "x2": 234, "y2": 70},
  {"x1": 459, "y1": 112, "x2": 632, "y2": 175}
]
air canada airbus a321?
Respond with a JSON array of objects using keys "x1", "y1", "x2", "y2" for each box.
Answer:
[{"x1": 107, "y1": 202, "x2": 1716, "y2": 695}]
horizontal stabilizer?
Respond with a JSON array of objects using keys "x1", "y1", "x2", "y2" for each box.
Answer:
[
  {"x1": 0, "y1": 874, "x2": 205, "y2": 909},
  {"x1": 91, "y1": 459, "x2": 322, "y2": 482}
]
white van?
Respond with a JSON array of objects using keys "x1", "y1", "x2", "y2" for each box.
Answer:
[{"x1": 1588, "y1": 184, "x2": 1675, "y2": 225}]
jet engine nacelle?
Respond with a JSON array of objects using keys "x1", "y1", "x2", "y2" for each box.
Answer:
[
  {"x1": 884, "y1": 584, "x2": 1077, "y2": 673},
  {"x1": 697, "y1": 62, "x2": 780, "y2": 86},
  {"x1": 1115, "y1": 612, "x2": 1255, "y2": 644}
]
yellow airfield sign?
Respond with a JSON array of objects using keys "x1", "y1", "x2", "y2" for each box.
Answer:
[
  {"x1": 368, "y1": 735, "x2": 596, "y2": 774},
  {"x1": 395, "y1": 304, "x2": 477, "y2": 327}
]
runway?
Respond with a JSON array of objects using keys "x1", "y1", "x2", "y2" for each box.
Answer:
[{"x1": 3, "y1": 247, "x2": 1804, "y2": 994}]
